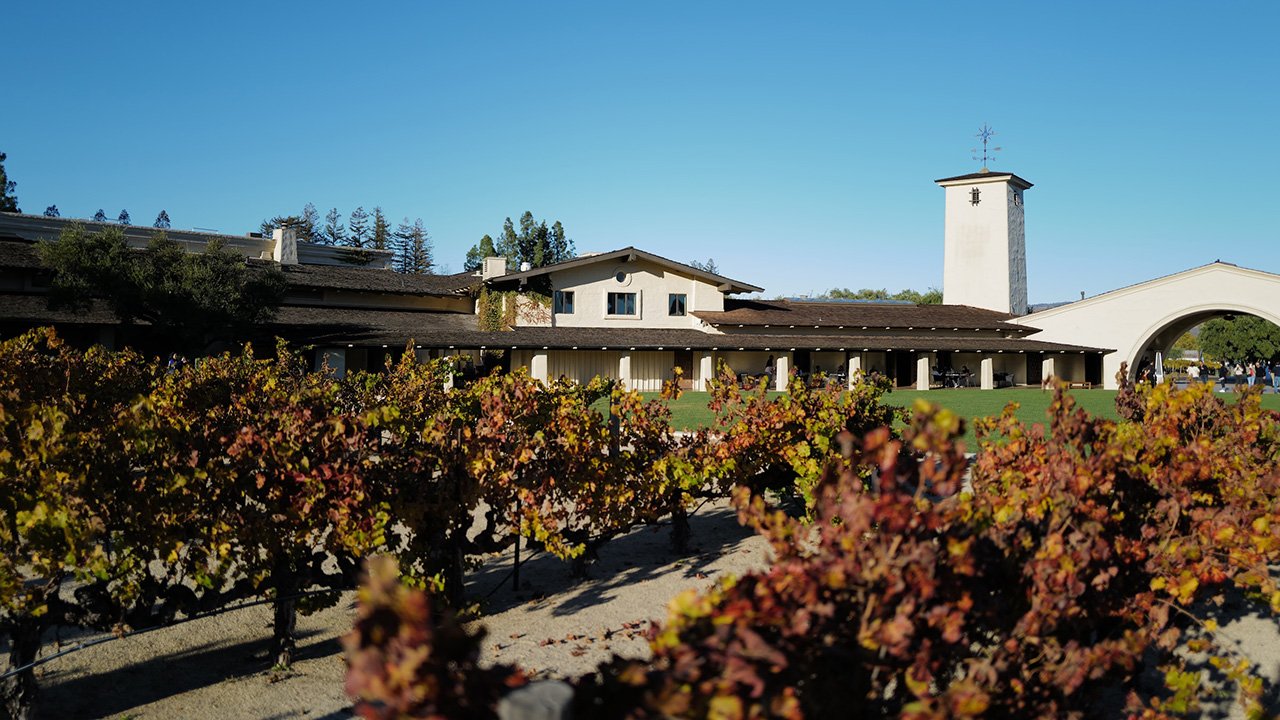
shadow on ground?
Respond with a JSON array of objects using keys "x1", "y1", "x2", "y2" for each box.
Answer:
[
  {"x1": 39, "y1": 626, "x2": 341, "y2": 719},
  {"x1": 465, "y1": 501, "x2": 765, "y2": 618}
]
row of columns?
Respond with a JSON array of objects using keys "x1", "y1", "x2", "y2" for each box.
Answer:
[{"x1": 327, "y1": 347, "x2": 1060, "y2": 393}]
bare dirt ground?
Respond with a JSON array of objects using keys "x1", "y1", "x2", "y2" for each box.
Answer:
[{"x1": 35, "y1": 499, "x2": 771, "y2": 720}]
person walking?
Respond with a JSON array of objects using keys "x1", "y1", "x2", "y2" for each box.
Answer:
[{"x1": 1247, "y1": 362, "x2": 1257, "y2": 388}]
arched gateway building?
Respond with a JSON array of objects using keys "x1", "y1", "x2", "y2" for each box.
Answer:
[{"x1": 4, "y1": 168, "x2": 1269, "y2": 390}]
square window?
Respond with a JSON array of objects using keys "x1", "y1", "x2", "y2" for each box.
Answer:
[
  {"x1": 553, "y1": 290, "x2": 574, "y2": 314},
  {"x1": 607, "y1": 292, "x2": 636, "y2": 315},
  {"x1": 668, "y1": 293, "x2": 687, "y2": 316}
]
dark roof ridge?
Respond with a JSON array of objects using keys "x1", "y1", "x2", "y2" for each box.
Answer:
[{"x1": 486, "y1": 246, "x2": 764, "y2": 294}]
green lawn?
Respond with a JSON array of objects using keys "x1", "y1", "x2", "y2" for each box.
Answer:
[{"x1": 600, "y1": 387, "x2": 1280, "y2": 453}]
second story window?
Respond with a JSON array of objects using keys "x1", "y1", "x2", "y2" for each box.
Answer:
[
  {"x1": 607, "y1": 292, "x2": 636, "y2": 316},
  {"x1": 668, "y1": 293, "x2": 687, "y2": 316},
  {"x1": 553, "y1": 290, "x2": 574, "y2": 314}
]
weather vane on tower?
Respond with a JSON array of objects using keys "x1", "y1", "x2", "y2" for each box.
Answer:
[{"x1": 971, "y1": 124, "x2": 1002, "y2": 169}]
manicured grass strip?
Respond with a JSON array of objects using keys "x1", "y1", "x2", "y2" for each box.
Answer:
[{"x1": 599, "y1": 386, "x2": 1280, "y2": 452}]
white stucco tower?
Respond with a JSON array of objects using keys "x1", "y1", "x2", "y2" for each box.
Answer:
[{"x1": 936, "y1": 169, "x2": 1032, "y2": 315}]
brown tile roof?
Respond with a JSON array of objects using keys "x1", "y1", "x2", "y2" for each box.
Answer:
[
  {"x1": 1, "y1": 238, "x2": 474, "y2": 297},
  {"x1": 0, "y1": 240, "x2": 44, "y2": 269},
  {"x1": 277, "y1": 263, "x2": 477, "y2": 295},
  {"x1": 475, "y1": 327, "x2": 1108, "y2": 354},
  {"x1": 268, "y1": 306, "x2": 485, "y2": 347},
  {"x1": 0, "y1": 293, "x2": 120, "y2": 324},
  {"x1": 485, "y1": 247, "x2": 764, "y2": 295},
  {"x1": 694, "y1": 299, "x2": 1033, "y2": 333}
]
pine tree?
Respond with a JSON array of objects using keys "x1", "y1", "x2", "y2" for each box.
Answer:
[
  {"x1": 689, "y1": 258, "x2": 719, "y2": 274},
  {"x1": 43, "y1": 205, "x2": 60, "y2": 218},
  {"x1": 464, "y1": 234, "x2": 498, "y2": 272},
  {"x1": 93, "y1": 209, "x2": 108, "y2": 222},
  {"x1": 320, "y1": 207, "x2": 346, "y2": 246},
  {"x1": 547, "y1": 221, "x2": 573, "y2": 265},
  {"x1": 154, "y1": 210, "x2": 171, "y2": 229},
  {"x1": 408, "y1": 218, "x2": 433, "y2": 274},
  {"x1": 347, "y1": 206, "x2": 370, "y2": 248},
  {"x1": 393, "y1": 218, "x2": 433, "y2": 275},
  {"x1": 490, "y1": 212, "x2": 573, "y2": 269},
  {"x1": 0, "y1": 152, "x2": 18, "y2": 213},
  {"x1": 371, "y1": 206, "x2": 391, "y2": 251},
  {"x1": 299, "y1": 203, "x2": 319, "y2": 242},
  {"x1": 495, "y1": 216, "x2": 518, "y2": 261},
  {"x1": 260, "y1": 215, "x2": 303, "y2": 237},
  {"x1": 393, "y1": 218, "x2": 413, "y2": 273},
  {"x1": 117, "y1": 209, "x2": 131, "y2": 225}
]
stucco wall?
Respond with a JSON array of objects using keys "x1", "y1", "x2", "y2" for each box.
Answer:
[
  {"x1": 1014, "y1": 264, "x2": 1280, "y2": 389},
  {"x1": 541, "y1": 258, "x2": 725, "y2": 329},
  {"x1": 941, "y1": 177, "x2": 1026, "y2": 315}
]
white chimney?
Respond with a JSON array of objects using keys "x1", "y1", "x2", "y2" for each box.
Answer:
[
  {"x1": 482, "y1": 256, "x2": 507, "y2": 280},
  {"x1": 272, "y1": 227, "x2": 298, "y2": 265},
  {"x1": 519, "y1": 261, "x2": 532, "y2": 272}
]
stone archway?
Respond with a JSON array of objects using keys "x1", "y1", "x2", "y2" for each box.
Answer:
[
  {"x1": 1128, "y1": 304, "x2": 1280, "y2": 381},
  {"x1": 1010, "y1": 263, "x2": 1280, "y2": 389}
]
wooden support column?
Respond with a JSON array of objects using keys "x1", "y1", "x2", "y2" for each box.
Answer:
[
  {"x1": 775, "y1": 353, "x2": 791, "y2": 392},
  {"x1": 531, "y1": 350, "x2": 549, "y2": 385},
  {"x1": 847, "y1": 352, "x2": 862, "y2": 390},
  {"x1": 619, "y1": 352, "x2": 632, "y2": 391},
  {"x1": 916, "y1": 353, "x2": 931, "y2": 391},
  {"x1": 980, "y1": 356, "x2": 995, "y2": 390},
  {"x1": 697, "y1": 351, "x2": 715, "y2": 391},
  {"x1": 1042, "y1": 356, "x2": 1056, "y2": 385}
]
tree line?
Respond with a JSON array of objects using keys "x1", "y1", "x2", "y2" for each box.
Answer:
[
  {"x1": 0, "y1": 154, "x2": 174, "y2": 229},
  {"x1": 463, "y1": 211, "x2": 574, "y2": 272},
  {"x1": 822, "y1": 286, "x2": 944, "y2": 304},
  {"x1": 1189, "y1": 316, "x2": 1280, "y2": 364},
  {"x1": 259, "y1": 203, "x2": 433, "y2": 275}
]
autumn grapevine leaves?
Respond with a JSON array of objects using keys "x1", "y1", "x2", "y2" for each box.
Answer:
[
  {"x1": 344, "y1": 369, "x2": 1280, "y2": 720},
  {"x1": 0, "y1": 327, "x2": 881, "y2": 718}
]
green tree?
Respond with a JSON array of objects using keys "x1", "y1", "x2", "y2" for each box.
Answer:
[
  {"x1": 1170, "y1": 331, "x2": 1198, "y2": 360},
  {"x1": 299, "y1": 203, "x2": 319, "y2": 242},
  {"x1": 463, "y1": 234, "x2": 497, "y2": 272},
  {"x1": 688, "y1": 258, "x2": 720, "y2": 274},
  {"x1": 321, "y1": 207, "x2": 346, "y2": 246},
  {"x1": 260, "y1": 202, "x2": 318, "y2": 242},
  {"x1": 43, "y1": 205, "x2": 59, "y2": 218},
  {"x1": 822, "y1": 287, "x2": 942, "y2": 304},
  {"x1": 485, "y1": 211, "x2": 573, "y2": 269},
  {"x1": 348, "y1": 206, "x2": 370, "y2": 248},
  {"x1": 394, "y1": 218, "x2": 432, "y2": 275},
  {"x1": 371, "y1": 206, "x2": 391, "y2": 251},
  {"x1": 1197, "y1": 315, "x2": 1280, "y2": 363},
  {"x1": 37, "y1": 224, "x2": 286, "y2": 355},
  {"x1": 117, "y1": 209, "x2": 131, "y2": 225},
  {"x1": 0, "y1": 152, "x2": 18, "y2": 213},
  {"x1": 154, "y1": 209, "x2": 171, "y2": 229},
  {"x1": 92, "y1": 209, "x2": 107, "y2": 222}
]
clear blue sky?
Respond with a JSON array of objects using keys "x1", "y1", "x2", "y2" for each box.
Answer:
[{"x1": 5, "y1": 2, "x2": 1278, "y2": 303}]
